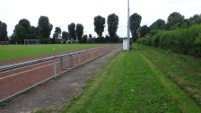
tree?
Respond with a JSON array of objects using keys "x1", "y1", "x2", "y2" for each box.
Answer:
[
  {"x1": 107, "y1": 13, "x2": 119, "y2": 42},
  {"x1": 94, "y1": 15, "x2": 105, "y2": 38},
  {"x1": 68, "y1": 23, "x2": 76, "y2": 40},
  {"x1": 53, "y1": 27, "x2": 61, "y2": 43},
  {"x1": 130, "y1": 13, "x2": 142, "y2": 42},
  {"x1": 19, "y1": 19, "x2": 31, "y2": 35},
  {"x1": 76, "y1": 23, "x2": 84, "y2": 42},
  {"x1": 165, "y1": 12, "x2": 187, "y2": 30},
  {"x1": 82, "y1": 34, "x2": 88, "y2": 43},
  {"x1": 150, "y1": 19, "x2": 165, "y2": 30},
  {"x1": 88, "y1": 34, "x2": 94, "y2": 43},
  {"x1": 38, "y1": 16, "x2": 53, "y2": 38},
  {"x1": 12, "y1": 24, "x2": 27, "y2": 43},
  {"x1": 187, "y1": 14, "x2": 201, "y2": 26},
  {"x1": 192, "y1": 14, "x2": 201, "y2": 24},
  {"x1": 89, "y1": 34, "x2": 92, "y2": 39},
  {"x1": 62, "y1": 31, "x2": 70, "y2": 40},
  {"x1": 140, "y1": 25, "x2": 150, "y2": 37},
  {"x1": 0, "y1": 21, "x2": 8, "y2": 41},
  {"x1": 30, "y1": 26, "x2": 37, "y2": 39}
]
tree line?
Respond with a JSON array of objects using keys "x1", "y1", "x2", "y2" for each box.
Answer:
[
  {"x1": 136, "y1": 12, "x2": 201, "y2": 57},
  {"x1": 0, "y1": 13, "x2": 120, "y2": 44},
  {"x1": 1, "y1": 11, "x2": 200, "y2": 45}
]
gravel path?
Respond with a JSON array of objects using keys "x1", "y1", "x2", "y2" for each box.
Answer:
[{"x1": 0, "y1": 45, "x2": 121, "y2": 113}]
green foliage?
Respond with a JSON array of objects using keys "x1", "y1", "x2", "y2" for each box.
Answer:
[
  {"x1": 76, "y1": 23, "x2": 84, "y2": 42},
  {"x1": 107, "y1": 13, "x2": 119, "y2": 42},
  {"x1": 12, "y1": 24, "x2": 28, "y2": 43},
  {"x1": 150, "y1": 31, "x2": 164, "y2": 47},
  {"x1": 137, "y1": 24, "x2": 201, "y2": 57},
  {"x1": 40, "y1": 38, "x2": 50, "y2": 44},
  {"x1": 18, "y1": 18, "x2": 31, "y2": 35},
  {"x1": 82, "y1": 35, "x2": 88, "y2": 43},
  {"x1": 194, "y1": 33, "x2": 201, "y2": 57},
  {"x1": 30, "y1": 26, "x2": 37, "y2": 39},
  {"x1": 68, "y1": 23, "x2": 76, "y2": 40},
  {"x1": 38, "y1": 16, "x2": 53, "y2": 38},
  {"x1": 140, "y1": 25, "x2": 150, "y2": 37},
  {"x1": 150, "y1": 19, "x2": 165, "y2": 30},
  {"x1": 94, "y1": 15, "x2": 105, "y2": 38},
  {"x1": 186, "y1": 14, "x2": 201, "y2": 26},
  {"x1": 52, "y1": 27, "x2": 62, "y2": 43},
  {"x1": 87, "y1": 34, "x2": 95, "y2": 43},
  {"x1": 62, "y1": 31, "x2": 69, "y2": 40},
  {"x1": 137, "y1": 30, "x2": 164, "y2": 47},
  {"x1": 137, "y1": 35, "x2": 151, "y2": 45},
  {"x1": 130, "y1": 13, "x2": 142, "y2": 42},
  {"x1": 165, "y1": 12, "x2": 187, "y2": 30},
  {"x1": 0, "y1": 20, "x2": 8, "y2": 41}
]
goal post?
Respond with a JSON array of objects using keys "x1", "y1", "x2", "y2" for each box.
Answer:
[
  {"x1": 66, "y1": 39, "x2": 79, "y2": 44},
  {"x1": 24, "y1": 39, "x2": 40, "y2": 45}
]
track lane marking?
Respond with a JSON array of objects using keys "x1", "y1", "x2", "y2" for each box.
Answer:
[{"x1": 0, "y1": 53, "x2": 86, "y2": 80}]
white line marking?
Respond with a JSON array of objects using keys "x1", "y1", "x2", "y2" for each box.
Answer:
[
  {"x1": 0, "y1": 54, "x2": 86, "y2": 80},
  {"x1": 0, "y1": 63, "x2": 53, "y2": 80},
  {"x1": 0, "y1": 60, "x2": 50, "y2": 74}
]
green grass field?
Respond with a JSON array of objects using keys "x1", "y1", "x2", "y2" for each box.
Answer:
[
  {"x1": 0, "y1": 44, "x2": 106, "y2": 62},
  {"x1": 57, "y1": 44, "x2": 201, "y2": 113}
]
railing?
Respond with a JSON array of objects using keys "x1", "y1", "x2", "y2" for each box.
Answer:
[{"x1": 0, "y1": 45, "x2": 117, "y2": 103}]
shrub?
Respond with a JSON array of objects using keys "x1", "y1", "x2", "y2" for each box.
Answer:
[
  {"x1": 151, "y1": 31, "x2": 164, "y2": 47},
  {"x1": 139, "y1": 24, "x2": 201, "y2": 57},
  {"x1": 40, "y1": 38, "x2": 51, "y2": 44},
  {"x1": 193, "y1": 33, "x2": 201, "y2": 57}
]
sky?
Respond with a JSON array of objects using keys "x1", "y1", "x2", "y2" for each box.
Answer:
[{"x1": 0, "y1": 0, "x2": 201, "y2": 37}]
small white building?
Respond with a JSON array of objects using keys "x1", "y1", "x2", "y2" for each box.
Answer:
[{"x1": 122, "y1": 37, "x2": 130, "y2": 51}]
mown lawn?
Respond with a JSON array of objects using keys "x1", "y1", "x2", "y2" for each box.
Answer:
[
  {"x1": 0, "y1": 44, "x2": 106, "y2": 61},
  {"x1": 135, "y1": 44, "x2": 201, "y2": 107},
  {"x1": 58, "y1": 44, "x2": 201, "y2": 113}
]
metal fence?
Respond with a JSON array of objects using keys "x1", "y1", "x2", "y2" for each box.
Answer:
[{"x1": 0, "y1": 45, "x2": 117, "y2": 103}]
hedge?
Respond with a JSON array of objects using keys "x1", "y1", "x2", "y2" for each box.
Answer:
[{"x1": 137, "y1": 25, "x2": 201, "y2": 57}]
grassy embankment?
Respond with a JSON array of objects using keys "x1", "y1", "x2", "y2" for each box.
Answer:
[
  {"x1": 58, "y1": 44, "x2": 201, "y2": 113},
  {"x1": 0, "y1": 44, "x2": 106, "y2": 62}
]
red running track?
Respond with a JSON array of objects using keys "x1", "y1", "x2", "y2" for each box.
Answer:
[{"x1": 0, "y1": 46, "x2": 114, "y2": 101}]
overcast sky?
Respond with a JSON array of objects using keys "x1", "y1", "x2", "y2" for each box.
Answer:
[{"x1": 0, "y1": 0, "x2": 201, "y2": 37}]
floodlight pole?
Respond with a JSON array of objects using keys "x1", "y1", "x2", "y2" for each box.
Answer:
[{"x1": 127, "y1": 0, "x2": 130, "y2": 51}]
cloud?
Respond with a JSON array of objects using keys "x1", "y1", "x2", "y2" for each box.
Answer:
[{"x1": 1, "y1": 0, "x2": 201, "y2": 37}]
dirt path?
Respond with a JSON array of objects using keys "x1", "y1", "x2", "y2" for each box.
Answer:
[{"x1": 0, "y1": 45, "x2": 122, "y2": 113}]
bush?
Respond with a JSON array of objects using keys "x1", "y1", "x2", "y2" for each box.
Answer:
[
  {"x1": 183, "y1": 25, "x2": 201, "y2": 55},
  {"x1": 137, "y1": 35, "x2": 151, "y2": 45},
  {"x1": 138, "y1": 24, "x2": 201, "y2": 57},
  {"x1": 40, "y1": 38, "x2": 51, "y2": 44},
  {"x1": 151, "y1": 31, "x2": 164, "y2": 47},
  {"x1": 194, "y1": 33, "x2": 201, "y2": 57}
]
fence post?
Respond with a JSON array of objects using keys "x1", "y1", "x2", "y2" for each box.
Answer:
[
  {"x1": 60, "y1": 56, "x2": 63, "y2": 71},
  {"x1": 91, "y1": 49, "x2": 93, "y2": 59},
  {"x1": 70, "y1": 54, "x2": 73, "y2": 67},
  {"x1": 78, "y1": 52, "x2": 81, "y2": 65},
  {"x1": 99, "y1": 48, "x2": 101, "y2": 56},
  {"x1": 54, "y1": 57, "x2": 57, "y2": 78}
]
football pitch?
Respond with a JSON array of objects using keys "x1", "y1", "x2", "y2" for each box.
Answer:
[{"x1": 0, "y1": 44, "x2": 106, "y2": 61}]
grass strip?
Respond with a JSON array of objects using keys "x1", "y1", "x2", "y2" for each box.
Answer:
[
  {"x1": 59, "y1": 44, "x2": 200, "y2": 113},
  {"x1": 0, "y1": 44, "x2": 105, "y2": 61},
  {"x1": 135, "y1": 44, "x2": 201, "y2": 106}
]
